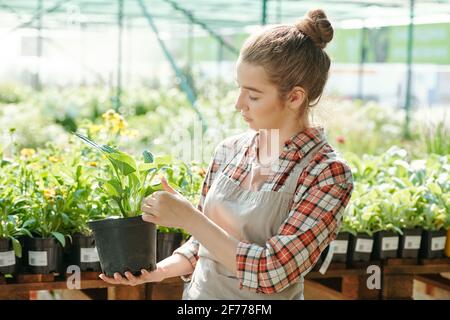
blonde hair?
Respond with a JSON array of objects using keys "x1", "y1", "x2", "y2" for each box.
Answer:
[{"x1": 240, "y1": 9, "x2": 334, "y2": 116}]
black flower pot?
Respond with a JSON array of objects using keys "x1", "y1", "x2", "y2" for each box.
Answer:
[
  {"x1": 329, "y1": 232, "x2": 350, "y2": 263},
  {"x1": 419, "y1": 229, "x2": 447, "y2": 259},
  {"x1": 398, "y1": 228, "x2": 422, "y2": 258},
  {"x1": 65, "y1": 234, "x2": 101, "y2": 272},
  {"x1": 23, "y1": 237, "x2": 64, "y2": 274},
  {"x1": 348, "y1": 233, "x2": 374, "y2": 263},
  {"x1": 157, "y1": 231, "x2": 184, "y2": 262},
  {"x1": 0, "y1": 237, "x2": 17, "y2": 275},
  {"x1": 372, "y1": 231, "x2": 400, "y2": 260},
  {"x1": 88, "y1": 216, "x2": 157, "y2": 277}
]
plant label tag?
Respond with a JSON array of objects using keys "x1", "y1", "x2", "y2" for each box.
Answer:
[
  {"x1": 29, "y1": 251, "x2": 48, "y2": 266},
  {"x1": 355, "y1": 238, "x2": 373, "y2": 253},
  {"x1": 0, "y1": 251, "x2": 15, "y2": 267},
  {"x1": 404, "y1": 236, "x2": 421, "y2": 249},
  {"x1": 382, "y1": 237, "x2": 399, "y2": 251},
  {"x1": 80, "y1": 247, "x2": 100, "y2": 263},
  {"x1": 330, "y1": 240, "x2": 348, "y2": 254},
  {"x1": 431, "y1": 236, "x2": 446, "y2": 251},
  {"x1": 319, "y1": 245, "x2": 334, "y2": 275}
]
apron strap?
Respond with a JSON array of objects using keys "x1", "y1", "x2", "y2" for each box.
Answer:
[
  {"x1": 219, "y1": 131, "x2": 257, "y2": 175},
  {"x1": 284, "y1": 140, "x2": 328, "y2": 194}
]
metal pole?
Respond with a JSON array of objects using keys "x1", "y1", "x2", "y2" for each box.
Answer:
[
  {"x1": 137, "y1": 0, "x2": 206, "y2": 130},
  {"x1": 127, "y1": 18, "x2": 133, "y2": 86},
  {"x1": 217, "y1": 41, "x2": 224, "y2": 79},
  {"x1": 262, "y1": 0, "x2": 268, "y2": 25},
  {"x1": 115, "y1": 0, "x2": 124, "y2": 111},
  {"x1": 187, "y1": 22, "x2": 193, "y2": 74},
  {"x1": 35, "y1": 0, "x2": 43, "y2": 91},
  {"x1": 404, "y1": 0, "x2": 415, "y2": 139},
  {"x1": 358, "y1": 25, "x2": 367, "y2": 101}
]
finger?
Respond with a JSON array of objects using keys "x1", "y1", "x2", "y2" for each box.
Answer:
[
  {"x1": 142, "y1": 213, "x2": 156, "y2": 223},
  {"x1": 141, "y1": 203, "x2": 154, "y2": 213},
  {"x1": 124, "y1": 271, "x2": 138, "y2": 285},
  {"x1": 114, "y1": 272, "x2": 128, "y2": 285},
  {"x1": 99, "y1": 273, "x2": 120, "y2": 285},
  {"x1": 161, "y1": 176, "x2": 177, "y2": 194}
]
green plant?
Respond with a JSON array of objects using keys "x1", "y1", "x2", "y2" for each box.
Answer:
[
  {"x1": 421, "y1": 118, "x2": 450, "y2": 156},
  {"x1": 0, "y1": 187, "x2": 32, "y2": 257},
  {"x1": 74, "y1": 132, "x2": 165, "y2": 218}
]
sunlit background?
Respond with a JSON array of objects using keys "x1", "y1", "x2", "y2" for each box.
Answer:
[{"x1": 0, "y1": 0, "x2": 449, "y2": 300}]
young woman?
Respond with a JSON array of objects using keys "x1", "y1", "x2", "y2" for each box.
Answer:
[{"x1": 100, "y1": 9, "x2": 354, "y2": 300}]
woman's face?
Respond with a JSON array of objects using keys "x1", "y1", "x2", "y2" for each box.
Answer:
[{"x1": 235, "y1": 60, "x2": 290, "y2": 130}]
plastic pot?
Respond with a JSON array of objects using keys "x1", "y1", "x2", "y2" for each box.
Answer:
[
  {"x1": 0, "y1": 237, "x2": 17, "y2": 275},
  {"x1": 157, "y1": 231, "x2": 183, "y2": 262},
  {"x1": 419, "y1": 229, "x2": 447, "y2": 259},
  {"x1": 398, "y1": 228, "x2": 422, "y2": 259},
  {"x1": 348, "y1": 233, "x2": 374, "y2": 262},
  {"x1": 23, "y1": 237, "x2": 64, "y2": 274},
  {"x1": 372, "y1": 230, "x2": 399, "y2": 260},
  {"x1": 65, "y1": 233, "x2": 101, "y2": 272},
  {"x1": 329, "y1": 232, "x2": 350, "y2": 263},
  {"x1": 88, "y1": 216, "x2": 157, "y2": 277}
]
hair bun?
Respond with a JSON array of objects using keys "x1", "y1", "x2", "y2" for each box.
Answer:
[{"x1": 295, "y1": 9, "x2": 333, "y2": 49}]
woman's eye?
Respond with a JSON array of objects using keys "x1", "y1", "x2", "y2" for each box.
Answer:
[{"x1": 249, "y1": 96, "x2": 259, "y2": 101}]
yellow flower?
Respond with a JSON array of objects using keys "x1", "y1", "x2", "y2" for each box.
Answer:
[
  {"x1": 102, "y1": 109, "x2": 118, "y2": 121},
  {"x1": 48, "y1": 156, "x2": 62, "y2": 163},
  {"x1": 88, "y1": 124, "x2": 103, "y2": 135},
  {"x1": 20, "y1": 148, "x2": 36, "y2": 159},
  {"x1": 43, "y1": 188, "x2": 56, "y2": 201},
  {"x1": 87, "y1": 161, "x2": 98, "y2": 167}
]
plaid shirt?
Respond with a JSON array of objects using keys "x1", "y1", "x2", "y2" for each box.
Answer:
[{"x1": 173, "y1": 126, "x2": 354, "y2": 294}]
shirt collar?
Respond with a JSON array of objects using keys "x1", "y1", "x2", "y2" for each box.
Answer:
[
  {"x1": 246, "y1": 126, "x2": 326, "y2": 160},
  {"x1": 284, "y1": 125, "x2": 326, "y2": 158}
]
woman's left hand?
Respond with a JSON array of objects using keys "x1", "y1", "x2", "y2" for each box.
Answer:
[{"x1": 141, "y1": 176, "x2": 197, "y2": 229}]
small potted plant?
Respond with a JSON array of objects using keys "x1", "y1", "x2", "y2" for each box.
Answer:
[
  {"x1": 20, "y1": 192, "x2": 69, "y2": 275},
  {"x1": 342, "y1": 199, "x2": 375, "y2": 263},
  {"x1": 156, "y1": 226, "x2": 187, "y2": 262},
  {"x1": 397, "y1": 201, "x2": 424, "y2": 259},
  {"x1": 0, "y1": 188, "x2": 32, "y2": 275},
  {"x1": 419, "y1": 203, "x2": 448, "y2": 259},
  {"x1": 75, "y1": 132, "x2": 164, "y2": 276},
  {"x1": 46, "y1": 154, "x2": 107, "y2": 273}
]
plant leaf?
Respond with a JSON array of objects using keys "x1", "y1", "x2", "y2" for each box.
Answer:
[{"x1": 51, "y1": 231, "x2": 66, "y2": 247}]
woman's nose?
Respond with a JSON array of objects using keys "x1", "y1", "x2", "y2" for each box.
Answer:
[{"x1": 235, "y1": 92, "x2": 246, "y2": 112}]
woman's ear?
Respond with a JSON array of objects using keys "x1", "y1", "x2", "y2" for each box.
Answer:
[{"x1": 285, "y1": 86, "x2": 307, "y2": 113}]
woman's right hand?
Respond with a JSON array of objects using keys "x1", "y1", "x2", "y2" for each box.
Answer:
[{"x1": 99, "y1": 265, "x2": 166, "y2": 286}]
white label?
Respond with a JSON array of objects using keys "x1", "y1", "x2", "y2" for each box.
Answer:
[
  {"x1": 355, "y1": 238, "x2": 373, "y2": 253},
  {"x1": 404, "y1": 236, "x2": 421, "y2": 249},
  {"x1": 80, "y1": 247, "x2": 99, "y2": 263},
  {"x1": 431, "y1": 236, "x2": 446, "y2": 251},
  {"x1": 0, "y1": 251, "x2": 15, "y2": 267},
  {"x1": 29, "y1": 251, "x2": 48, "y2": 266},
  {"x1": 330, "y1": 240, "x2": 348, "y2": 254},
  {"x1": 382, "y1": 237, "x2": 399, "y2": 251}
]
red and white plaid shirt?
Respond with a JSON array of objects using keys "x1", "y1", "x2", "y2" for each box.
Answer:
[{"x1": 174, "y1": 126, "x2": 354, "y2": 294}]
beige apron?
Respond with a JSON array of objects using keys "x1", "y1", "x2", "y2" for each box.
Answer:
[{"x1": 183, "y1": 133, "x2": 327, "y2": 300}]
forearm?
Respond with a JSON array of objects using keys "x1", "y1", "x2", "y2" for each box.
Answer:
[
  {"x1": 156, "y1": 252, "x2": 195, "y2": 280},
  {"x1": 185, "y1": 209, "x2": 240, "y2": 276}
]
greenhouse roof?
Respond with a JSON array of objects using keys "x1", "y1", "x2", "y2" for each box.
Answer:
[{"x1": 1, "y1": 0, "x2": 450, "y2": 33}]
